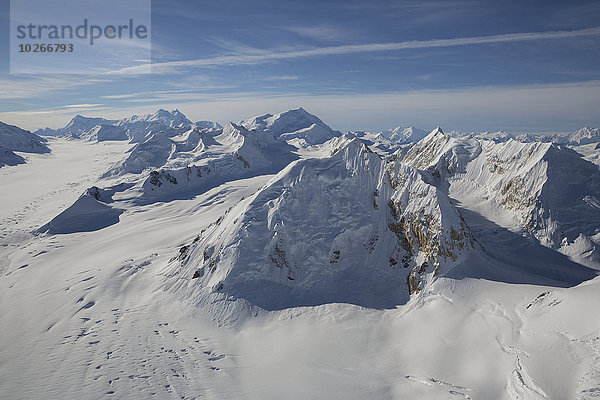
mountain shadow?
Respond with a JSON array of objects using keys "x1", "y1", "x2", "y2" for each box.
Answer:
[{"x1": 445, "y1": 206, "x2": 597, "y2": 287}]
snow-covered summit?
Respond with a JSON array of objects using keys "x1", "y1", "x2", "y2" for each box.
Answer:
[
  {"x1": 64, "y1": 115, "x2": 117, "y2": 138},
  {"x1": 0, "y1": 121, "x2": 49, "y2": 153},
  {"x1": 37, "y1": 186, "x2": 122, "y2": 234},
  {"x1": 119, "y1": 109, "x2": 192, "y2": 130},
  {"x1": 241, "y1": 107, "x2": 340, "y2": 145},
  {"x1": 35, "y1": 115, "x2": 117, "y2": 139},
  {"x1": 568, "y1": 126, "x2": 600, "y2": 145},
  {"x1": 386, "y1": 126, "x2": 429, "y2": 144},
  {"x1": 421, "y1": 126, "x2": 445, "y2": 142},
  {"x1": 115, "y1": 109, "x2": 193, "y2": 143},
  {"x1": 100, "y1": 120, "x2": 296, "y2": 204}
]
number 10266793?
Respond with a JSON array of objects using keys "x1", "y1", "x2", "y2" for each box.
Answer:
[{"x1": 18, "y1": 43, "x2": 74, "y2": 53}]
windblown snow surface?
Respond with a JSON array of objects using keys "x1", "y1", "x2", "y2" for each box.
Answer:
[{"x1": 1, "y1": 109, "x2": 600, "y2": 400}]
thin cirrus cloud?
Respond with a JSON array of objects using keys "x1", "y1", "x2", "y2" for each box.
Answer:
[
  {"x1": 264, "y1": 75, "x2": 300, "y2": 81},
  {"x1": 62, "y1": 104, "x2": 104, "y2": 108},
  {"x1": 108, "y1": 26, "x2": 600, "y2": 75},
  {"x1": 0, "y1": 76, "x2": 108, "y2": 99}
]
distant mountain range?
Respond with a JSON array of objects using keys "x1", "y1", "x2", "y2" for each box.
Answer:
[{"x1": 33, "y1": 109, "x2": 222, "y2": 143}]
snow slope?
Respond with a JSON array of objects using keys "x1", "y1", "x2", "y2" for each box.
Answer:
[
  {"x1": 37, "y1": 186, "x2": 124, "y2": 234},
  {"x1": 194, "y1": 120, "x2": 223, "y2": 131},
  {"x1": 0, "y1": 121, "x2": 50, "y2": 167},
  {"x1": 351, "y1": 131, "x2": 400, "y2": 156}
]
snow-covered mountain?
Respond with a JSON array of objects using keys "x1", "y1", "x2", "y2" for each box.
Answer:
[
  {"x1": 385, "y1": 125, "x2": 429, "y2": 144},
  {"x1": 116, "y1": 109, "x2": 194, "y2": 143},
  {"x1": 194, "y1": 120, "x2": 222, "y2": 131},
  {"x1": 350, "y1": 131, "x2": 399, "y2": 156},
  {"x1": 64, "y1": 115, "x2": 117, "y2": 139},
  {"x1": 2, "y1": 108, "x2": 600, "y2": 400},
  {"x1": 567, "y1": 126, "x2": 600, "y2": 145},
  {"x1": 98, "y1": 108, "x2": 342, "y2": 203},
  {"x1": 102, "y1": 121, "x2": 297, "y2": 202},
  {"x1": 400, "y1": 127, "x2": 600, "y2": 267},
  {"x1": 0, "y1": 121, "x2": 50, "y2": 167},
  {"x1": 241, "y1": 107, "x2": 340, "y2": 146},
  {"x1": 163, "y1": 139, "x2": 473, "y2": 314},
  {"x1": 34, "y1": 109, "x2": 218, "y2": 144},
  {"x1": 34, "y1": 115, "x2": 118, "y2": 139},
  {"x1": 449, "y1": 126, "x2": 600, "y2": 146}
]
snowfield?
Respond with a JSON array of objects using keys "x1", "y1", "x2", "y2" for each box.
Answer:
[{"x1": 1, "y1": 109, "x2": 599, "y2": 400}]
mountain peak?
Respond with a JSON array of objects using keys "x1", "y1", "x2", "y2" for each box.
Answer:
[
  {"x1": 387, "y1": 125, "x2": 429, "y2": 144},
  {"x1": 68, "y1": 114, "x2": 91, "y2": 125},
  {"x1": 568, "y1": 126, "x2": 600, "y2": 145},
  {"x1": 272, "y1": 107, "x2": 321, "y2": 124},
  {"x1": 283, "y1": 107, "x2": 309, "y2": 115},
  {"x1": 418, "y1": 126, "x2": 446, "y2": 144},
  {"x1": 240, "y1": 108, "x2": 339, "y2": 145},
  {"x1": 152, "y1": 108, "x2": 172, "y2": 117},
  {"x1": 144, "y1": 108, "x2": 192, "y2": 127}
]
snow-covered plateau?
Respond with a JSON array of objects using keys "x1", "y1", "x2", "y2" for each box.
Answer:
[{"x1": 1, "y1": 108, "x2": 599, "y2": 400}]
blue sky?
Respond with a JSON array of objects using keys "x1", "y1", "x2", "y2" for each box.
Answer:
[{"x1": 1, "y1": 0, "x2": 599, "y2": 132}]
